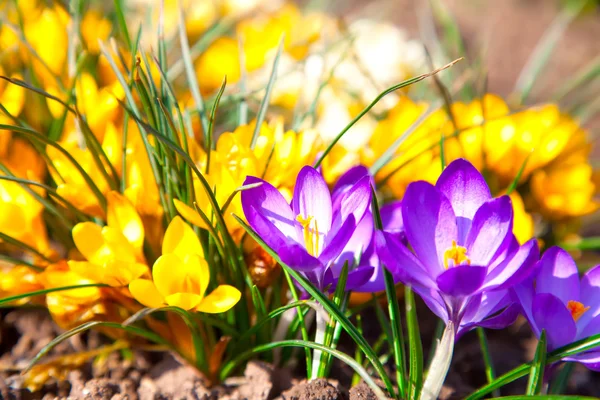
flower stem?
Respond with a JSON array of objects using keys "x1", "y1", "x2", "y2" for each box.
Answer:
[
  {"x1": 420, "y1": 322, "x2": 455, "y2": 400},
  {"x1": 311, "y1": 303, "x2": 328, "y2": 380},
  {"x1": 476, "y1": 327, "x2": 500, "y2": 397}
]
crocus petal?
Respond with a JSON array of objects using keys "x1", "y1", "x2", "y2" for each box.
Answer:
[
  {"x1": 436, "y1": 265, "x2": 487, "y2": 297},
  {"x1": 532, "y1": 293, "x2": 577, "y2": 351},
  {"x1": 292, "y1": 166, "x2": 332, "y2": 234},
  {"x1": 165, "y1": 293, "x2": 203, "y2": 310},
  {"x1": 464, "y1": 196, "x2": 513, "y2": 266},
  {"x1": 536, "y1": 246, "x2": 580, "y2": 305},
  {"x1": 242, "y1": 176, "x2": 298, "y2": 240},
  {"x1": 334, "y1": 175, "x2": 372, "y2": 228},
  {"x1": 512, "y1": 276, "x2": 537, "y2": 334},
  {"x1": 244, "y1": 204, "x2": 299, "y2": 256},
  {"x1": 196, "y1": 285, "x2": 242, "y2": 313},
  {"x1": 481, "y1": 238, "x2": 539, "y2": 291},
  {"x1": 375, "y1": 231, "x2": 435, "y2": 288},
  {"x1": 380, "y1": 201, "x2": 404, "y2": 235},
  {"x1": 580, "y1": 265, "x2": 600, "y2": 322},
  {"x1": 72, "y1": 222, "x2": 106, "y2": 265},
  {"x1": 331, "y1": 165, "x2": 370, "y2": 210},
  {"x1": 153, "y1": 253, "x2": 204, "y2": 299},
  {"x1": 321, "y1": 216, "x2": 357, "y2": 266},
  {"x1": 162, "y1": 216, "x2": 204, "y2": 258},
  {"x1": 173, "y1": 199, "x2": 209, "y2": 229},
  {"x1": 334, "y1": 213, "x2": 373, "y2": 273},
  {"x1": 577, "y1": 314, "x2": 600, "y2": 341},
  {"x1": 564, "y1": 351, "x2": 600, "y2": 371},
  {"x1": 107, "y1": 191, "x2": 144, "y2": 251},
  {"x1": 402, "y1": 181, "x2": 457, "y2": 275},
  {"x1": 412, "y1": 286, "x2": 449, "y2": 323},
  {"x1": 461, "y1": 290, "x2": 508, "y2": 325},
  {"x1": 278, "y1": 242, "x2": 323, "y2": 271},
  {"x1": 436, "y1": 159, "x2": 491, "y2": 241},
  {"x1": 344, "y1": 267, "x2": 375, "y2": 291},
  {"x1": 460, "y1": 303, "x2": 521, "y2": 337},
  {"x1": 129, "y1": 279, "x2": 164, "y2": 308},
  {"x1": 68, "y1": 260, "x2": 105, "y2": 284}
]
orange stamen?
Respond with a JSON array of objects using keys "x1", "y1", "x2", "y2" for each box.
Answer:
[{"x1": 567, "y1": 300, "x2": 590, "y2": 322}]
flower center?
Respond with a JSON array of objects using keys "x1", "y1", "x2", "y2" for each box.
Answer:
[
  {"x1": 443, "y1": 240, "x2": 471, "y2": 269},
  {"x1": 296, "y1": 214, "x2": 320, "y2": 257},
  {"x1": 567, "y1": 300, "x2": 590, "y2": 322}
]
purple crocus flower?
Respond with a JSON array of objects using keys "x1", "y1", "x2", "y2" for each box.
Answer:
[
  {"x1": 376, "y1": 158, "x2": 539, "y2": 336},
  {"x1": 241, "y1": 165, "x2": 373, "y2": 292},
  {"x1": 514, "y1": 247, "x2": 600, "y2": 370},
  {"x1": 329, "y1": 165, "x2": 405, "y2": 293}
]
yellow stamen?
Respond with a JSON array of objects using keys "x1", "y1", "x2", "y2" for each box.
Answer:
[
  {"x1": 443, "y1": 240, "x2": 471, "y2": 269},
  {"x1": 296, "y1": 214, "x2": 319, "y2": 256},
  {"x1": 567, "y1": 300, "x2": 590, "y2": 322}
]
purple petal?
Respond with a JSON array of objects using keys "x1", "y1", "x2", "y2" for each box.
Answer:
[
  {"x1": 331, "y1": 175, "x2": 372, "y2": 233},
  {"x1": 579, "y1": 265, "x2": 600, "y2": 326},
  {"x1": 436, "y1": 265, "x2": 487, "y2": 297},
  {"x1": 402, "y1": 181, "x2": 457, "y2": 276},
  {"x1": 319, "y1": 216, "x2": 357, "y2": 266},
  {"x1": 279, "y1": 242, "x2": 323, "y2": 271},
  {"x1": 460, "y1": 303, "x2": 521, "y2": 338},
  {"x1": 464, "y1": 196, "x2": 513, "y2": 266},
  {"x1": 344, "y1": 266, "x2": 375, "y2": 291},
  {"x1": 577, "y1": 314, "x2": 600, "y2": 341},
  {"x1": 536, "y1": 246, "x2": 580, "y2": 305},
  {"x1": 380, "y1": 201, "x2": 405, "y2": 242},
  {"x1": 532, "y1": 293, "x2": 577, "y2": 351},
  {"x1": 244, "y1": 204, "x2": 299, "y2": 255},
  {"x1": 242, "y1": 176, "x2": 298, "y2": 241},
  {"x1": 481, "y1": 238, "x2": 539, "y2": 291},
  {"x1": 412, "y1": 286, "x2": 450, "y2": 323},
  {"x1": 293, "y1": 166, "x2": 333, "y2": 235},
  {"x1": 436, "y1": 158, "x2": 491, "y2": 242},
  {"x1": 334, "y1": 212, "x2": 374, "y2": 270},
  {"x1": 375, "y1": 230, "x2": 435, "y2": 288},
  {"x1": 353, "y1": 262, "x2": 386, "y2": 293},
  {"x1": 512, "y1": 277, "x2": 538, "y2": 335},
  {"x1": 564, "y1": 351, "x2": 600, "y2": 371},
  {"x1": 332, "y1": 165, "x2": 371, "y2": 209},
  {"x1": 462, "y1": 290, "x2": 509, "y2": 324}
]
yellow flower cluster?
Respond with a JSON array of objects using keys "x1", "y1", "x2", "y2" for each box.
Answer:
[{"x1": 360, "y1": 94, "x2": 597, "y2": 243}]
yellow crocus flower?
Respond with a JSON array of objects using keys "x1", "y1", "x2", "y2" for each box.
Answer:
[
  {"x1": 46, "y1": 142, "x2": 112, "y2": 217},
  {"x1": 509, "y1": 192, "x2": 535, "y2": 244},
  {"x1": 68, "y1": 192, "x2": 149, "y2": 287},
  {"x1": 80, "y1": 10, "x2": 112, "y2": 55},
  {"x1": 129, "y1": 216, "x2": 241, "y2": 312}
]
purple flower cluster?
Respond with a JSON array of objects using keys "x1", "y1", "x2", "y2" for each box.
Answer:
[{"x1": 241, "y1": 158, "x2": 600, "y2": 369}]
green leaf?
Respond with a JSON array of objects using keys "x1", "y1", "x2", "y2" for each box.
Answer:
[
  {"x1": 220, "y1": 339, "x2": 387, "y2": 399},
  {"x1": 505, "y1": 151, "x2": 532, "y2": 195},
  {"x1": 405, "y1": 287, "x2": 423, "y2": 400},
  {"x1": 548, "y1": 362, "x2": 574, "y2": 394},
  {"x1": 250, "y1": 36, "x2": 284, "y2": 149},
  {"x1": 526, "y1": 330, "x2": 547, "y2": 395},
  {"x1": 26, "y1": 321, "x2": 170, "y2": 373},
  {"x1": 233, "y1": 214, "x2": 395, "y2": 397},
  {"x1": 476, "y1": 327, "x2": 499, "y2": 396},
  {"x1": 0, "y1": 284, "x2": 108, "y2": 307},
  {"x1": 177, "y1": 4, "x2": 210, "y2": 146},
  {"x1": 371, "y1": 186, "x2": 406, "y2": 399},
  {"x1": 313, "y1": 59, "x2": 461, "y2": 169},
  {"x1": 513, "y1": 0, "x2": 588, "y2": 103},
  {"x1": 206, "y1": 76, "x2": 227, "y2": 173}
]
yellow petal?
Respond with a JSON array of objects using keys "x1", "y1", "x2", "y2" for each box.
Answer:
[
  {"x1": 152, "y1": 253, "x2": 184, "y2": 298},
  {"x1": 107, "y1": 191, "x2": 144, "y2": 251},
  {"x1": 196, "y1": 285, "x2": 241, "y2": 313},
  {"x1": 162, "y1": 216, "x2": 204, "y2": 258},
  {"x1": 103, "y1": 260, "x2": 149, "y2": 286},
  {"x1": 101, "y1": 226, "x2": 139, "y2": 263},
  {"x1": 164, "y1": 293, "x2": 203, "y2": 310},
  {"x1": 72, "y1": 222, "x2": 110, "y2": 264},
  {"x1": 67, "y1": 260, "x2": 104, "y2": 283},
  {"x1": 173, "y1": 199, "x2": 208, "y2": 229},
  {"x1": 129, "y1": 279, "x2": 164, "y2": 308}
]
